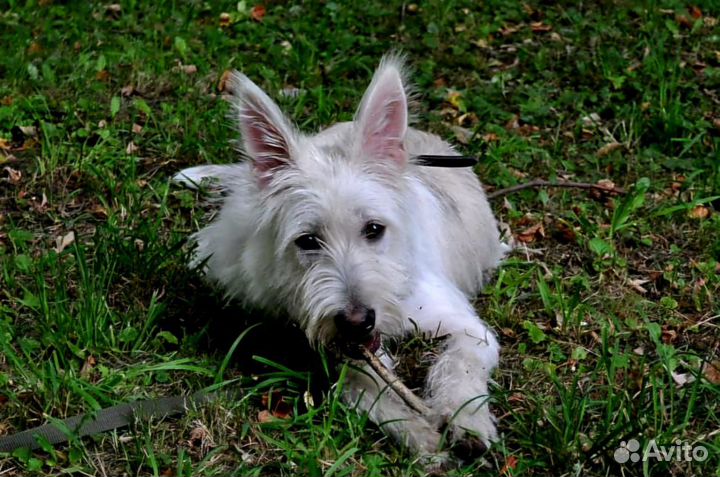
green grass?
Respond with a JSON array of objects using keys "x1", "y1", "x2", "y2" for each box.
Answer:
[{"x1": 1, "y1": 0, "x2": 719, "y2": 475}]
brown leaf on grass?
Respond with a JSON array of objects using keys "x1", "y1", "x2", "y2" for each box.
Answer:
[
  {"x1": 1, "y1": 96, "x2": 13, "y2": 106},
  {"x1": 504, "y1": 114, "x2": 539, "y2": 136},
  {"x1": 446, "y1": 90, "x2": 463, "y2": 110},
  {"x1": 516, "y1": 222, "x2": 545, "y2": 243},
  {"x1": 132, "y1": 123, "x2": 143, "y2": 134},
  {"x1": 713, "y1": 118, "x2": 720, "y2": 132},
  {"x1": 661, "y1": 326, "x2": 678, "y2": 344},
  {"x1": 54, "y1": 231, "x2": 75, "y2": 253},
  {"x1": 450, "y1": 125, "x2": 472, "y2": 145},
  {"x1": 89, "y1": 203, "x2": 108, "y2": 218},
  {"x1": 627, "y1": 278, "x2": 650, "y2": 294},
  {"x1": 530, "y1": 21, "x2": 552, "y2": 32},
  {"x1": 551, "y1": 220, "x2": 577, "y2": 244},
  {"x1": 676, "y1": 14, "x2": 693, "y2": 28},
  {"x1": 96, "y1": 70, "x2": 110, "y2": 81},
  {"x1": 596, "y1": 142, "x2": 623, "y2": 157},
  {"x1": 704, "y1": 361, "x2": 720, "y2": 385},
  {"x1": 4, "y1": 166, "x2": 21, "y2": 184},
  {"x1": 481, "y1": 132, "x2": 499, "y2": 143},
  {"x1": 19, "y1": 125, "x2": 37, "y2": 137},
  {"x1": 261, "y1": 390, "x2": 293, "y2": 419},
  {"x1": 0, "y1": 138, "x2": 11, "y2": 150},
  {"x1": 121, "y1": 84, "x2": 134, "y2": 97},
  {"x1": 219, "y1": 12, "x2": 231, "y2": 27},
  {"x1": 106, "y1": 4, "x2": 122, "y2": 16},
  {"x1": 218, "y1": 70, "x2": 233, "y2": 92},
  {"x1": 80, "y1": 355, "x2": 96, "y2": 378},
  {"x1": 688, "y1": 206, "x2": 710, "y2": 220},
  {"x1": 126, "y1": 141, "x2": 139, "y2": 155},
  {"x1": 257, "y1": 410, "x2": 274, "y2": 422},
  {"x1": 251, "y1": 5, "x2": 266, "y2": 22},
  {"x1": 499, "y1": 24, "x2": 521, "y2": 36},
  {"x1": 689, "y1": 6, "x2": 702, "y2": 19},
  {"x1": 27, "y1": 41, "x2": 43, "y2": 55},
  {"x1": 180, "y1": 64, "x2": 197, "y2": 75},
  {"x1": 500, "y1": 455, "x2": 519, "y2": 475},
  {"x1": 188, "y1": 423, "x2": 213, "y2": 448}
]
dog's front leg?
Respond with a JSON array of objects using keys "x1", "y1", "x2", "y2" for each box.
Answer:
[
  {"x1": 341, "y1": 351, "x2": 448, "y2": 465},
  {"x1": 403, "y1": 276, "x2": 500, "y2": 448}
]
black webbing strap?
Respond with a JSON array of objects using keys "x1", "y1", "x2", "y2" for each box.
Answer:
[
  {"x1": 413, "y1": 155, "x2": 478, "y2": 167},
  {"x1": 0, "y1": 391, "x2": 215, "y2": 453}
]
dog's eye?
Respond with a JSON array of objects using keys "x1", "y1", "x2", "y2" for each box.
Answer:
[
  {"x1": 362, "y1": 222, "x2": 385, "y2": 241},
  {"x1": 295, "y1": 234, "x2": 322, "y2": 251}
]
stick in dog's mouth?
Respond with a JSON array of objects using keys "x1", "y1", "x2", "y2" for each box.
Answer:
[{"x1": 359, "y1": 345, "x2": 433, "y2": 417}]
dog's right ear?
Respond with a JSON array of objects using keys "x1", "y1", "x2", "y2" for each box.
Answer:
[{"x1": 229, "y1": 72, "x2": 297, "y2": 186}]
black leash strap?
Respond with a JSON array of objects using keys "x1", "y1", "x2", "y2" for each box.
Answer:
[
  {"x1": 413, "y1": 155, "x2": 478, "y2": 167},
  {"x1": 0, "y1": 391, "x2": 214, "y2": 453}
]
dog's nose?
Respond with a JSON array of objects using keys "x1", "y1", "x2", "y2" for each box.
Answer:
[{"x1": 335, "y1": 307, "x2": 375, "y2": 339}]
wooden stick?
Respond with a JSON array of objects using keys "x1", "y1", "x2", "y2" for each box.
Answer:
[
  {"x1": 487, "y1": 179, "x2": 625, "y2": 200},
  {"x1": 360, "y1": 346, "x2": 433, "y2": 416}
]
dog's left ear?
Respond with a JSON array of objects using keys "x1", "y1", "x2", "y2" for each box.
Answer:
[{"x1": 355, "y1": 57, "x2": 408, "y2": 166}]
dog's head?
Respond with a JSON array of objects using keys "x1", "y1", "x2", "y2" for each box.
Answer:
[{"x1": 228, "y1": 56, "x2": 415, "y2": 351}]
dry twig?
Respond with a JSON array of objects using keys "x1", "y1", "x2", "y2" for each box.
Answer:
[
  {"x1": 487, "y1": 179, "x2": 625, "y2": 200},
  {"x1": 360, "y1": 346, "x2": 432, "y2": 416}
]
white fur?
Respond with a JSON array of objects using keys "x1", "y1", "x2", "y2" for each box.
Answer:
[{"x1": 175, "y1": 55, "x2": 507, "y2": 463}]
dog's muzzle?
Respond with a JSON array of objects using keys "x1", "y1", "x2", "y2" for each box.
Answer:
[{"x1": 334, "y1": 306, "x2": 381, "y2": 357}]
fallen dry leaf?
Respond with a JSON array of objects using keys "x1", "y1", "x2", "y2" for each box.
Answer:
[
  {"x1": 257, "y1": 410, "x2": 274, "y2": 423},
  {"x1": 500, "y1": 455, "x2": 519, "y2": 475},
  {"x1": 80, "y1": 355, "x2": 96, "y2": 378},
  {"x1": 28, "y1": 41, "x2": 42, "y2": 55},
  {"x1": 4, "y1": 166, "x2": 21, "y2": 184},
  {"x1": 446, "y1": 90, "x2": 463, "y2": 110},
  {"x1": 551, "y1": 220, "x2": 577, "y2": 244},
  {"x1": 0, "y1": 138, "x2": 10, "y2": 150},
  {"x1": 54, "y1": 231, "x2": 75, "y2": 253},
  {"x1": 672, "y1": 371, "x2": 694, "y2": 387},
  {"x1": 689, "y1": 5, "x2": 702, "y2": 19},
  {"x1": 450, "y1": 125, "x2": 472, "y2": 145},
  {"x1": 121, "y1": 84, "x2": 134, "y2": 97},
  {"x1": 180, "y1": 64, "x2": 197, "y2": 75},
  {"x1": 703, "y1": 361, "x2": 720, "y2": 385},
  {"x1": 516, "y1": 222, "x2": 545, "y2": 243},
  {"x1": 688, "y1": 205, "x2": 710, "y2": 220},
  {"x1": 126, "y1": 141, "x2": 139, "y2": 155},
  {"x1": 132, "y1": 123, "x2": 143, "y2": 134},
  {"x1": 500, "y1": 24, "x2": 521, "y2": 36},
  {"x1": 597, "y1": 142, "x2": 623, "y2": 157},
  {"x1": 481, "y1": 132, "x2": 499, "y2": 142},
  {"x1": 530, "y1": 21, "x2": 552, "y2": 32},
  {"x1": 19, "y1": 125, "x2": 37, "y2": 137},
  {"x1": 219, "y1": 12, "x2": 231, "y2": 27},
  {"x1": 627, "y1": 278, "x2": 650, "y2": 294},
  {"x1": 261, "y1": 390, "x2": 293, "y2": 419},
  {"x1": 251, "y1": 5, "x2": 266, "y2": 22},
  {"x1": 96, "y1": 70, "x2": 110, "y2": 81},
  {"x1": 218, "y1": 70, "x2": 233, "y2": 92}
]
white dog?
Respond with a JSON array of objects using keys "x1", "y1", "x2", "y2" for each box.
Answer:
[{"x1": 175, "y1": 55, "x2": 506, "y2": 464}]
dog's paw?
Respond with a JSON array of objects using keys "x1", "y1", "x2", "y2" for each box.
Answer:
[
  {"x1": 392, "y1": 414, "x2": 444, "y2": 455},
  {"x1": 416, "y1": 451, "x2": 452, "y2": 475},
  {"x1": 445, "y1": 405, "x2": 498, "y2": 449}
]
